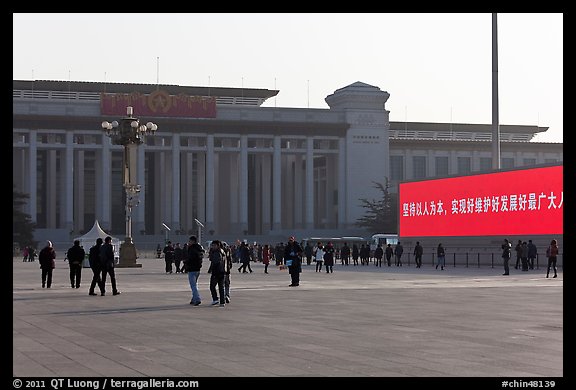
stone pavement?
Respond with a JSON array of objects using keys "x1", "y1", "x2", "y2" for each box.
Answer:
[{"x1": 13, "y1": 257, "x2": 563, "y2": 379}]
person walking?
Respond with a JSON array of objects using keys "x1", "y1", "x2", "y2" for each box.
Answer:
[
  {"x1": 414, "y1": 241, "x2": 423, "y2": 268},
  {"x1": 285, "y1": 236, "x2": 303, "y2": 286},
  {"x1": 527, "y1": 239, "x2": 537, "y2": 270},
  {"x1": 352, "y1": 243, "x2": 359, "y2": 266},
  {"x1": 394, "y1": 242, "x2": 404, "y2": 266},
  {"x1": 173, "y1": 243, "x2": 184, "y2": 273},
  {"x1": 340, "y1": 242, "x2": 350, "y2": 266},
  {"x1": 275, "y1": 242, "x2": 285, "y2": 266},
  {"x1": 237, "y1": 242, "x2": 253, "y2": 273},
  {"x1": 520, "y1": 241, "x2": 529, "y2": 271},
  {"x1": 163, "y1": 241, "x2": 175, "y2": 274},
  {"x1": 359, "y1": 244, "x2": 369, "y2": 266},
  {"x1": 262, "y1": 244, "x2": 271, "y2": 274},
  {"x1": 374, "y1": 244, "x2": 384, "y2": 267},
  {"x1": 304, "y1": 242, "x2": 313, "y2": 266},
  {"x1": 100, "y1": 236, "x2": 121, "y2": 296},
  {"x1": 385, "y1": 244, "x2": 393, "y2": 267},
  {"x1": 66, "y1": 240, "x2": 85, "y2": 288},
  {"x1": 501, "y1": 238, "x2": 512, "y2": 276},
  {"x1": 38, "y1": 240, "x2": 56, "y2": 288},
  {"x1": 22, "y1": 246, "x2": 29, "y2": 262},
  {"x1": 545, "y1": 239, "x2": 559, "y2": 278},
  {"x1": 314, "y1": 242, "x2": 325, "y2": 272},
  {"x1": 28, "y1": 247, "x2": 36, "y2": 262},
  {"x1": 324, "y1": 241, "x2": 335, "y2": 273},
  {"x1": 222, "y1": 242, "x2": 233, "y2": 303},
  {"x1": 436, "y1": 243, "x2": 446, "y2": 270},
  {"x1": 208, "y1": 240, "x2": 227, "y2": 307},
  {"x1": 88, "y1": 238, "x2": 105, "y2": 296},
  {"x1": 184, "y1": 235, "x2": 204, "y2": 306},
  {"x1": 514, "y1": 239, "x2": 523, "y2": 270}
]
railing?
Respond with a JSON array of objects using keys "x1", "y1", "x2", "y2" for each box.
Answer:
[
  {"x1": 14, "y1": 243, "x2": 563, "y2": 271},
  {"x1": 382, "y1": 251, "x2": 563, "y2": 270}
]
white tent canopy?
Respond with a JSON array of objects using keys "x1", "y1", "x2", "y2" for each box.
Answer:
[{"x1": 74, "y1": 220, "x2": 120, "y2": 267}]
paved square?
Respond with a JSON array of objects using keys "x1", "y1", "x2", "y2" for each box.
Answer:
[{"x1": 13, "y1": 257, "x2": 562, "y2": 378}]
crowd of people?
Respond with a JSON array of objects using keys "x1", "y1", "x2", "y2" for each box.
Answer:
[{"x1": 25, "y1": 235, "x2": 560, "y2": 302}]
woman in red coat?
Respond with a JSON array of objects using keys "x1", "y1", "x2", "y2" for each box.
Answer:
[{"x1": 262, "y1": 244, "x2": 271, "y2": 274}]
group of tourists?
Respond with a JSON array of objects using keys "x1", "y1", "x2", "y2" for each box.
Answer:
[
  {"x1": 36, "y1": 238, "x2": 120, "y2": 296},
  {"x1": 501, "y1": 238, "x2": 559, "y2": 277}
]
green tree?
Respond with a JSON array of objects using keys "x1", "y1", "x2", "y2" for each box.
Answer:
[
  {"x1": 13, "y1": 186, "x2": 37, "y2": 249},
  {"x1": 355, "y1": 178, "x2": 398, "y2": 234}
]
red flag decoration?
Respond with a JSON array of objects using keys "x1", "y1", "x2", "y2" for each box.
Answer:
[{"x1": 101, "y1": 90, "x2": 216, "y2": 118}]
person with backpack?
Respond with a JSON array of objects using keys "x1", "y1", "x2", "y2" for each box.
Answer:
[{"x1": 208, "y1": 240, "x2": 227, "y2": 307}]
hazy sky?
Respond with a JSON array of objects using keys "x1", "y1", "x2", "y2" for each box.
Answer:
[{"x1": 13, "y1": 13, "x2": 563, "y2": 143}]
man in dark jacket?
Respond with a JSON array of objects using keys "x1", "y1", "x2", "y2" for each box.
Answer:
[
  {"x1": 208, "y1": 240, "x2": 227, "y2": 307},
  {"x1": 502, "y1": 238, "x2": 512, "y2": 276},
  {"x1": 285, "y1": 236, "x2": 303, "y2": 287},
  {"x1": 394, "y1": 242, "x2": 404, "y2": 266},
  {"x1": 185, "y1": 236, "x2": 204, "y2": 305},
  {"x1": 100, "y1": 236, "x2": 120, "y2": 296},
  {"x1": 174, "y1": 243, "x2": 184, "y2": 273},
  {"x1": 413, "y1": 241, "x2": 423, "y2": 268},
  {"x1": 237, "y1": 242, "x2": 253, "y2": 273},
  {"x1": 66, "y1": 240, "x2": 85, "y2": 288},
  {"x1": 88, "y1": 238, "x2": 105, "y2": 296},
  {"x1": 163, "y1": 241, "x2": 175, "y2": 274},
  {"x1": 38, "y1": 240, "x2": 56, "y2": 288}
]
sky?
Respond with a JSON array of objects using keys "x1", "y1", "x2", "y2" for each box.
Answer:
[{"x1": 13, "y1": 13, "x2": 563, "y2": 143}]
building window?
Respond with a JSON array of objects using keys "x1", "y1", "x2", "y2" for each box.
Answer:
[
  {"x1": 457, "y1": 157, "x2": 471, "y2": 175},
  {"x1": 313, "y1": 139, "x2": 338, "y2": 150},
  {"x1": 435, "y1": 156, "x2": 449, "y2": 177},
  {"x1": 390, "y1": 155, "x2": 404, "y2": 181},
  {"x1": 544, "y1": 158, "x2": 557, "y2": 163},
  {"x1": 523, "y1": 158, "x2": 536, "y2": 166},
  {"x1": 413, "y1": 156, "x2": 426, "y2": 179},
  {"x1": 502, "y1": 158, "x2": 515, "y2": 169},
  {"x1": 479, "y1": 157, "x2": 492, "y2": 172}
]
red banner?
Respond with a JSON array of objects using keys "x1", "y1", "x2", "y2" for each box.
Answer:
[
  {"x1": 399, "y1": 165, "x2": 563, "y2": 237},
  {"x1": 100, "y1": 90, "x2": 216, "y2": 118}
]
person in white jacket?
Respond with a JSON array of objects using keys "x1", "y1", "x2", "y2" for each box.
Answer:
[{"x1": 314, "y1": 243, "x2": 325, "y2": 273}]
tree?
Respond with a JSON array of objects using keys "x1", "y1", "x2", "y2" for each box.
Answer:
[
  {"x1": 13, "y1": 186, "x2": 37, "y2": 250},
  {"x1": 355, "y1": 178, "x2": 398, "y2": 234}
]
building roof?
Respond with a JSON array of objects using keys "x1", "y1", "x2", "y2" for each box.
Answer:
[
  {"x1": 389, "y1": 121, "x2": 547, "y2": 134},
  {"x1": 13, "y1": 79, "x2": 280, "y2": 100}
]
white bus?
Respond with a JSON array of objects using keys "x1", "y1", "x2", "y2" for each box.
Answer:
[
  {"x1": 300, "y1": 236, "x2": 368, "y2": 251},
  {"x1": 369, "y1": 233, "x2": 399, "y2": 252}
]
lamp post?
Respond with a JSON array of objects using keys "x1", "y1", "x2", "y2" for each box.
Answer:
[
  {"x1": 194, "y1": 218, "x2": 204, "y2": 244},
  {"x1": 162, "y1": 223, "x2": 171, "y2": 245},
  {"x1": 102, "y1": 106, "x2": 157, "y2": 267}
]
